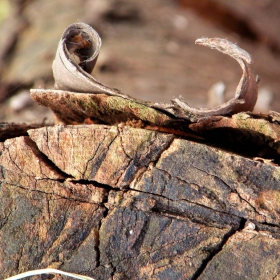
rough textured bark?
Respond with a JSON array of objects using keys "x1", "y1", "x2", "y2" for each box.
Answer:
[
  {"x1": 1, "y1": 124, "x2": 280, "y2": 279},
  {"x1": 0, "y1": 122, "x2": 47, "y2": 142}
]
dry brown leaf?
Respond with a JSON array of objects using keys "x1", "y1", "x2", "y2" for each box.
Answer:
[
  {"x1": 32, "y1": 22, "x2": 259, "y2": 124},
  {"x1": 52, "y1": 22, "x2": 128, "y2": 98}
]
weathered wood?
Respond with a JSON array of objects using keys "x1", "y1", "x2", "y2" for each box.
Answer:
[
  {"x1": 1, "y1": 124, "x2": 280, "y2": 279},
  {"x1": 0, "y1": 122, "x2": 47, "y2": 141}
]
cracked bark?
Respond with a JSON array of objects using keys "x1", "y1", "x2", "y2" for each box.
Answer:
[{"x1": 1, "y1": 124, "x2": 280, "y2": 280}]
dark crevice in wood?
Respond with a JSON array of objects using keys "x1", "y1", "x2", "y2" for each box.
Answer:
[
  {"x1": 46, "y1": 178, "x2": 66, "y2": 183},
  {"x1": 192, "y1": 136, "x2": 280, "y2": 166},
  {"x1": 191, "y1": 226, "x2": 238, "y2": 280},
  {"x1": 70, "y1": 179, "x2": 121, "y2": 192},
  {"x1": 238, "y1": 217, "x2": 247, "y2": 231},
  {"x1": 148, "y1": 135, "x2": 175, "y2": 168},
  {"x1": 23, "y1": 136, "x2": 71, "y2": 179},
  {"x1": 9, "y1": 183, "x2": 95, "y2": 204},
  {"x1": 110, "y1": 264, "x2": 117, "y2": 279},
  {"x1": 95, "y1": 191, "x2": 109, "y2": 269},
  {"x1": 95, "y1": 221, "x2": 103, "y2": 268},
  {"x1": 130, "y1": 186, "x2": 240, "y2": 229},
  {"x1": 254, "y1": 221, "x2": 280, "y2": 239},
  {"x1": 259, "y1": 221, "x2": 280, "y2": 229},
  {"x1": 82, "y1": 133, "x2": 119, "y2": 179}
]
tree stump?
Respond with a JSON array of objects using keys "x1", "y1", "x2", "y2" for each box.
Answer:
[
  {"x1": 1, "y1": 18, "x2": 280, "y2": 280},
  {"x1": 1, "y1": 123, "x2": 280, "y2": 279}
]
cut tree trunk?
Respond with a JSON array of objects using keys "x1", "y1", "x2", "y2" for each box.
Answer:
[{"x1": 1, "y1": 124, "x2": 280, "y2": 279}]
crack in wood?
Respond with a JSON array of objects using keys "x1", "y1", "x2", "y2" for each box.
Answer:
[
  {"x1": 2, "y1": 123, "x2": 280, "y2": 279},
  {"x1": 190, "y1": 225, "x2": 240, "y2": 280},
  {"x1": 192, "y1": 164, "x2": 266, "y2": 218}
]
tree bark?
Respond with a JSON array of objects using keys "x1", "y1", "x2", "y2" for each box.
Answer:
[{"x1": 1, "y1": 124, "x2": 280, "y2": 279}]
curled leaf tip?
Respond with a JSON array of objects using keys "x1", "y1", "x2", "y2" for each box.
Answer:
[
  {"x1": 173, "y1": 37, "x2": 258, "y2": 121},
  {"x1": 195, "y1": 37, "x2": 252, "y2": 64},
  {"x1": 52, "y1": 22, "x2": 126, "y2": 97}
]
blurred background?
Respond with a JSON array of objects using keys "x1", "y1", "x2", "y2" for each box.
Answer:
[{"x1": 0, "y1": 0, "x2": 279, "y2": 122}]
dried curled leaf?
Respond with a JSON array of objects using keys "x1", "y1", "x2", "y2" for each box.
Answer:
[
  {"x1": 32, "y1": 23, "x2": 259, "y2": 125},
  {"x1": 171, "y1": 38, "x2": 258, "y2": 121},
  {"x1": 52, "y1": 22, "x2": 127, "y2": 98}
]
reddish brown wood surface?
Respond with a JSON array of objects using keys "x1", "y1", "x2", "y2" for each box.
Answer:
[{"x1": 1, "y1": 124, "x2": 280, "y2": 279}]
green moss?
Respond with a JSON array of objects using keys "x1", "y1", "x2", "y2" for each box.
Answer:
[
  {"x1": 235, "y1": 113, "x2": 280, "y2": 139},
  {"x1": 272, "y1": 168, "x2": 280, "y2": 181},
  {"x1": 79, "y1": 97, "x2": 99, "y2": 113},
  {"x1": 106, "y1": 96, "x2": 171, "y2": 124}
]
